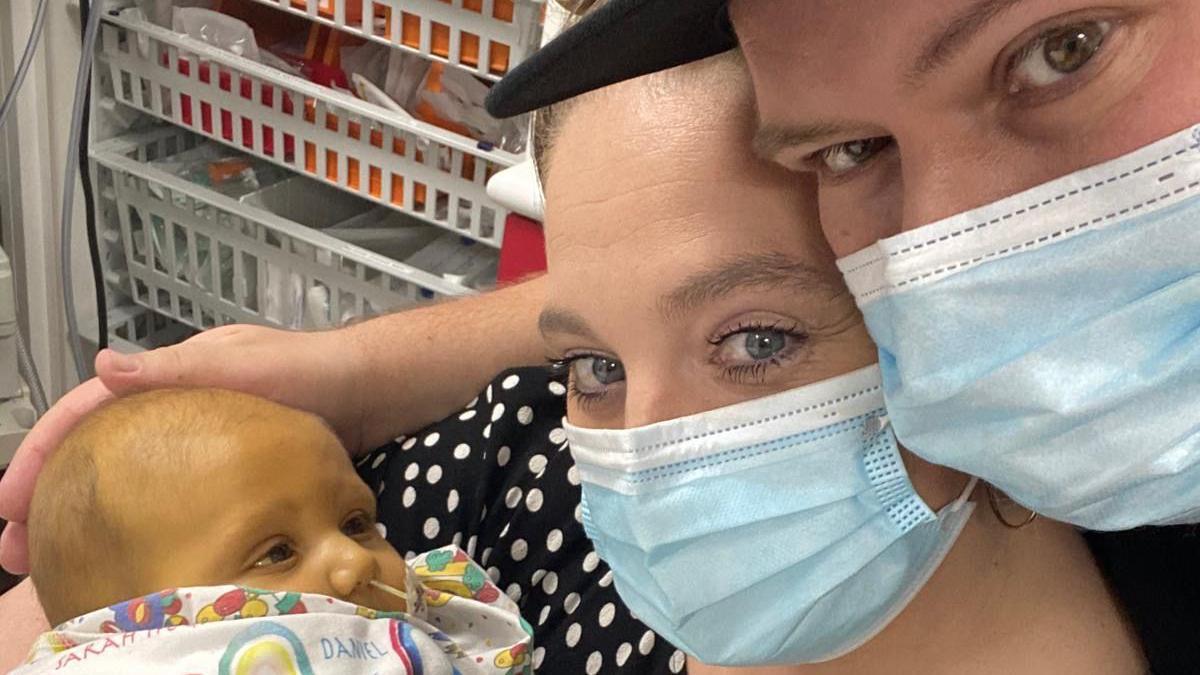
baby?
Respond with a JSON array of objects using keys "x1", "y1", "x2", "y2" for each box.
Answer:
[{"x1": 15, "y1": 389, "x2": 532, "y2": 674}]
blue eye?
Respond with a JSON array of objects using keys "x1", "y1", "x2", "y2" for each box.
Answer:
[
  {"x1": 743, "y1": 331, "x2": 787, "y2": 361},
  {"x1": 711, "y1": 321, "x2": 808, "y2": 384},
  {"x1": 571, "y1": 355, "x2": 625, "y2": 393}
]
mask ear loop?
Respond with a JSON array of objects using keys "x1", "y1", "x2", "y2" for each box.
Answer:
[
  {"x1": 950, "y1": 475, "x2": 980, "y2": 513},
  {"x1": 985, "y1": 484, "x2": 1039, "y2": 529}
]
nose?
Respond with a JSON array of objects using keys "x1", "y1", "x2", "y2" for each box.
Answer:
[
  {"x1": 623, "y1": 372, "x2": 723, "y2": 428},
  {"x1": 325, "y1": 538, "x2": 380, "y2": 599}
]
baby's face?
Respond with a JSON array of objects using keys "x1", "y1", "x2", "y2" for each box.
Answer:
[{"x1": 111, "y1": 413, "x2": 410, "y2": 612}]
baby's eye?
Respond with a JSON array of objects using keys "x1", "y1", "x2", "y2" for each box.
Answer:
[
  {"x1": 1006, "y1": 20, "x2": 1111, "y2": 94},
  {"x1": 341, "y1": 513, "x2": 375, "y2": 538},
  {"x1": 815, "y1": 136, "x2": 894, "y2": 176},
  {"x1": 254, "y1": 542, "x2": 296, "y2": 568}
]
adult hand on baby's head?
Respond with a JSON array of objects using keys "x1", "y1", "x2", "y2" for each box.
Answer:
[
  {"x1": 0, "y1": 378, "x2": 113, "y2": 574},
  {"x1": 94, "y1": 325, "x2": 370, "y2": 453},
  {"x1": 0, "y1": 324, "x2": 369, "y2": 574}
]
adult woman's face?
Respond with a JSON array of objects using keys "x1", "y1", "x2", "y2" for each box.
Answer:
[
  {"x1": 538, "y1": 62, "x2": 877, "y2": 430},
  {"x1": 732, "y1": 0, "x2": 1200, "y2": 256}
]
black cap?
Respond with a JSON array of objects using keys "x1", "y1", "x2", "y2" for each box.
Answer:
[{"x1": 485, "y1": 0, "x2": 736, "y2": 118}]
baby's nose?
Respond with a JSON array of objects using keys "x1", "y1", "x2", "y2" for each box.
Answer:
[{"x1": 326, "y1": 542, "x2": 380, "y2": 599}]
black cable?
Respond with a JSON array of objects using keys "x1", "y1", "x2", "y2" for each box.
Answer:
[{"x1": 78, "y1": 0, "x2": 107, "y2": 350}]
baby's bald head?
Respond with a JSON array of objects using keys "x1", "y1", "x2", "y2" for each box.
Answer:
[{"x1": 27, "y1": 389, "x2": 333, "y2": 625}]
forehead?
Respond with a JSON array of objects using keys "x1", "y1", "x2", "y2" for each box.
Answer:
[{"x1": 542, "y1": 73, "x2": 819, "y2": 253}]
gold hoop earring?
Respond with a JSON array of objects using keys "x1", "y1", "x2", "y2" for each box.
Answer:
[{"x1": 986, "y1": 485, "x2": 1038, "y2": 529}]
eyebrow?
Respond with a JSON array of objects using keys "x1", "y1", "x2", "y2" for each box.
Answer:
[
  {"x1": 659, "y1": 252, "x2": 839, "y2": 320},
  {"x1": 909, "y1": 0, "x2": 1030, "y2": 82},
  {"x1": 538, "y1": 307, "x2": 600, "y2": 340}
]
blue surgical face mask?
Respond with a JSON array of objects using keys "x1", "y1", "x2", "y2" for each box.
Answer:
[
  {"x1": 565, "y1": 366, "x2": 977, "y2": 666},
  {"x1": 838, "y1": 125, "x2": 1200, "y2": 531}
]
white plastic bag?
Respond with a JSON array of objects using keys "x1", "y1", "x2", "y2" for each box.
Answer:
[{"x1": 172, "y1": 7, "x2": 261, "y2": 62}]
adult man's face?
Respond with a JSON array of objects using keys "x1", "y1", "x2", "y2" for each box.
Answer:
[{"x1": 732, "y1": 0, "x2": 1200, "y2": 256}]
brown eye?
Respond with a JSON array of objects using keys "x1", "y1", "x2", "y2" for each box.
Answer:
[
  {"x1": 254, "y1": 542, "x2": 296, "y2": 568},
  {"x1": 341, "y1": 513, "x2": 374, "y2": 537},
  {"x1": 817, "y1": 136, "x2": 894, "y2": 175},
  {"x1": 1008, "y1": 20, "x2": 1111, "y2": 93}
]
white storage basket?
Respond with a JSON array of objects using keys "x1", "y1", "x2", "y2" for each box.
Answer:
[
  {"x1": 246, "y1": 0, "x2": 544, "y2": 80},
  {"x1": 92, "y1": 128, "x2": 474, "y2": 333},
  {"x1": 98, "y1": 7, "x2": 516, "y2": 246}
]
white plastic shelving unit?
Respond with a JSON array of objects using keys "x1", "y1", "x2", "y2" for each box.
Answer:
[
  {"x1": 86, "y1": 0, "x2": 541, "y2": 342},
  {"x1": 244, "y1": 0, "x2": 544, "y2": 80}
]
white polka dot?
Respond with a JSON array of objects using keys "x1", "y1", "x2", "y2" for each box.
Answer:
[
  {"x1": 374, "y1": 522, "x2": 388, "y2": 539},
  {"x1": 563, "y1": 592, "x2": 581, "y2": 614},
  {"x1": 458, "y1": 409, "x2": 477, "y2": 421},
  {"x1": 615, "y1": 643, "x2": 633, "y2": 666},
  {"x1": 423, "y1": 517, "x2": 440, "y2": 539},
  {"x1": 466, "y1": 535, "x2": 478, "y2": 556},
  {"x1": 546, "y1": 529, "x2": 563, "y2": 552},
  {"x1": 423, "y1": 432, "x2": 440, "y2": 447},
  {"x1": 669, "y1": 649, "x2": 686, "y2": 672},
  {"x1": 451, "y1": 531, "x2": 463, "y2": 547},
  {"x1": 447, "y1": 489, "x2": 460, "y2": 513},
  {"x1": 567, "y1": 465, "x2": 581, "y2": 485},
  {"x1": 525, "y1": 488, "x2": 545, "y2": 512},
  {"x1": 533, "y1": 647, "x2": 546, "y2": 669},
  {"x1": 405, "y1": 550, "x2": 417, "y2": 561},
  {"x1": 425, "y1": 465, "x2": 443, "y2": 484},
  {"x1": 565, "y1": 622, "x2": 582, "y2": 647},
  {"x1": 505, "y1": 583, "x2": 522, "y2": 601},
  {"x1": 549, "y1": 381, "x2": 567, "y2": 396},
  {"x1": 401, "y1": 436, "x2": 418, "y2": 451},
  {"x1": 491, "y1": 403, "x2": 507, "y2": 422},
  {"x1": 497, "y1": 446, "x2": 511, "y2": 467},
  {"x1": 517, "y1": 406, "x2": 534, "y2": 425},
  {"x1": 376, "y1": 480, "x2": 386, "y2": 495},
  {"x1": 505, "y1": 487, "x2": 523, "y2": 508},
  {"x1": 402, "y1": 486, "x2": 417, "y2": 508},
  {"x1": 586, "y1": 651, "x2": 603, "y2": 674},
  {"x1": 404, "y1": 462, "x2": 419, "y2": 481},
  {"x1": 481, "y1": 547, "x2": 493, "y2": 565},
  {"x1": 483, "y1": 423, "x2": 492, "y2": 439},
  {"x1": 528, "y1": 454, "x2": 548, "y2": 475},
  {"x1": 371, "y1": 452, "x2": 387, "y2": 469},
  {"x1": 502, "y1": 374, "x2": 521, "y2": 389},
  {"x1": 453, "y1": 443, "x2": 471, "y2": 459},
  {"x1": 542, "y1": 571, "x2": 559, "y2": 595},
  {"x1": 598, "y1": 602, "x2": 616, "y2": 627},
  {"x1": 638, "y1": 630, "x2": 656, "y2": 655},
  {"x1": 499, "y1": 522, "x2": 511, "y2": 539},
  {"x1": 531, "y1": 569, "x2": 547, "y2": 586},
  {"x1": 511, "y1": 538, "x2": 529, "y2": 561},
  {"x1": 583, "y1": 551, "x2": 600, "y2": 573},
  {"x1": 538, "y1": 605, "x2": 551, "y2": 625},
  {"x1": 487, "y1": 566, "x2": 501, "y2": 582},
  {"x1": 549, "y1": 427, "x2": 567, "y2": 444},
  {"x1": 599, "y1": 570, "x2": 613, "y2": 587},
  {"x1": 574, "y1": 503, "x2": 584, "y2": 523},
  {"x1": 486, "y1": 385, "x2": 494, "y2": 403},
  {"x1": 465, "y1": 396, "x2": 479, "y2": 409}
]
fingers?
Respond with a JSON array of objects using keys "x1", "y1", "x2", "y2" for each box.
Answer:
[
  {"x1": 0, "y1": 378, "x2": 113, "y2": 524},
  {"x1": 0, "y1": 519, "x2": 29, "y2": 575}
]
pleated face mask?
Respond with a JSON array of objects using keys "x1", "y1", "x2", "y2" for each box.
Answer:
[
  {"x1": 565, "y1": 365, "x2": 977, "y2": 666},
  {"x1": 838, "y1": 124, "x2": 1200, "y2": 531}
]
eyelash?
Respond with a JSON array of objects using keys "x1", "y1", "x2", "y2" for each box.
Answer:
[
  {"x1": 709, "y1": 320, "x2": 809, "y2": 384},
  {"x1": 547, "y1": 355, "x2": 614, "y2": 410}
]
